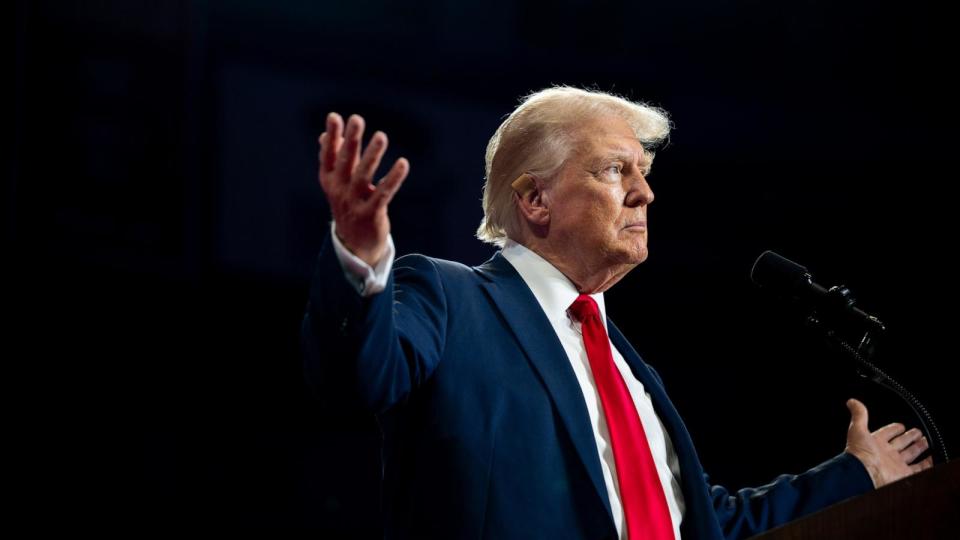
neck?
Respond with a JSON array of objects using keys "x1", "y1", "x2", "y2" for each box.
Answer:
[{"x1": 512, "y1": 233, "x2": 634, "y2": 294}]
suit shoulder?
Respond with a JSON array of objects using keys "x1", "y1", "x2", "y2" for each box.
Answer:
[
  {"x1": 393, "y1": 254, "x2": 493, "y2": 304},
  {"x1": 395, "y1": 253, "x2": 482, "y2": 280}
]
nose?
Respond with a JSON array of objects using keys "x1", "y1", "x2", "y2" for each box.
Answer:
[{"x1": 624, "y1": 172, "x2": 654, "y2": 207}]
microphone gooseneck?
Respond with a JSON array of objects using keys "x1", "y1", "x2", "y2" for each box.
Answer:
[{"x1": 750, "y1": 250, "x2": 949, "y2": 464}]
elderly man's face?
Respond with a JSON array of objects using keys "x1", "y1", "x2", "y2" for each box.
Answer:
[{"x1": 546, "y1": 116, "x2": 655, "y2": 273}]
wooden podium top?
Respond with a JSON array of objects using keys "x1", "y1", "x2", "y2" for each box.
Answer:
[{"x1": 750, "y1": 459, "x2": 959, "y2": 540}]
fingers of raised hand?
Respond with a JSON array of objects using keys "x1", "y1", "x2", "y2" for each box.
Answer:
[
  {"x1": 371, "y1": 157, "x2": 410, "y2": 207},
  {"x1": 335, "y1": 114, "x2": 365, "y2": 179},
  {"x1": 317, "y1": 113, "x2": 408, "y2": 214},
  {"x1": 354, "y1": 131, "x2": 388, "y2": 194},
  {"x1": 319, "y1": 112, "x2": 344, "y2": 174}
]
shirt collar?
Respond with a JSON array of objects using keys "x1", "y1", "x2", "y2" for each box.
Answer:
[{"x1": 500, "y1": 238, "x2": 608, "y2": 327}]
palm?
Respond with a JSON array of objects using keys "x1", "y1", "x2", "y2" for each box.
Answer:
[
  {"x1": 318, "y1": 112, "x2": 409, "y2": 266},
  {"x1": 844, "y1": 398, "x2": 933, "y2": 488}
]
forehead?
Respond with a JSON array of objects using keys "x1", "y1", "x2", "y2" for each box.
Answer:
[{"x1": 571, "y1": 116, "x2": 645, "y2": 161}]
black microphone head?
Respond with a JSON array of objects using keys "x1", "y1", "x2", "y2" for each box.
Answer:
[
  {"x1": 750, "y1": 251, "x2": 884, "y2": 332},
  {"x1": 750, "y1": 251, "x2": 811, "y2": 294}
]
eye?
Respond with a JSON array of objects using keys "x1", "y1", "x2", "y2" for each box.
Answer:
[{"x1": 605, "y1": 164, "x2": 622, "y2": 175}]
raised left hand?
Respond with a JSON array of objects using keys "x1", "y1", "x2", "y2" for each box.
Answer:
[{"x1": 844, "y1": 398, "x2": 934, "y2": 488}]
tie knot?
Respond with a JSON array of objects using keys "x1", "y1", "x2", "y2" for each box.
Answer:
[{"x1": 568, "y1": 294, "x2": 600, "y2": 323}]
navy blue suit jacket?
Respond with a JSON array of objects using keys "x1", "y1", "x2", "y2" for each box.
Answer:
[{"x1": 302, "y1": 236, "x2": 873, "y2": 539}]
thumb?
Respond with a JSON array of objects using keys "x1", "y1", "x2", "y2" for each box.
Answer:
[{"x1": 846, "y1": 398, "x2": 869, "y2": 433}]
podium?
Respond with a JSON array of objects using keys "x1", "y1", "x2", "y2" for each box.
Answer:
[{"x1": 749, "y1": 459, "x2": 959, "y2": 539}]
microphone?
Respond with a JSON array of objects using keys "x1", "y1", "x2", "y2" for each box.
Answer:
[
  {"x1": 750, "y1": 251, "x2": 885, "y2": 332},
  {"x1": 751, "y1": 251, "x2": 950, "y2": 463}
]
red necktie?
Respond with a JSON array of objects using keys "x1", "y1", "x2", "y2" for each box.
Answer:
[{"x1": 569, "y1": 294, "x2": 674, "y2": 540}]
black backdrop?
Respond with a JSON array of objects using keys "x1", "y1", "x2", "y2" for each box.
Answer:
[{"x1": 12, "y1": 0, "x2": 956, "y2": 534}]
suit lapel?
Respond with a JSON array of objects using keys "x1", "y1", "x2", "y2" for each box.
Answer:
[
  {"x1": 606, "y1": 321, "x2": 676, "y2": 420},
  {"x1": 475, "y1": 253, "x2": 614, "y2": 521}
]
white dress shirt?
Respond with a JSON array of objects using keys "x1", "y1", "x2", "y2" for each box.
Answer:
[{"x1": 331, "y1": 224, "x2": 685, "y2": 539}]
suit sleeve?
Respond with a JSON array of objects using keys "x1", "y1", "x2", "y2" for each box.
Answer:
[
  {"x1": 301, "y1": 234, "x2": 448, "y2": 414},
  {"x1": 641, "y1": 362, "x2": 874, "y2": 539},
  {"x1": 707, "y1": 451, "x2": 874, "y2": 539}
]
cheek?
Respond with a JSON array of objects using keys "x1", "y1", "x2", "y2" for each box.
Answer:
[
  {"x1": 600, "y1": 190, "x2": 628, "y2": 226},
  {"x1": 553, "y1": 184, "x2": 624, "y2": 237},
  {"x1": 582, "y1": 197, "x2": 613, "y2": 222}
]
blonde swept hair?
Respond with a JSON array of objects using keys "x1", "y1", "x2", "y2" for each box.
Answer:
[{"x1": 476, "y1": 86, "x2": 671, "y2": 247}]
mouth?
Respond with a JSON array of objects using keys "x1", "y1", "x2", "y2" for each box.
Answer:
[{"x1": 623, "y1": 221, "x2": 647, "y2": 231}]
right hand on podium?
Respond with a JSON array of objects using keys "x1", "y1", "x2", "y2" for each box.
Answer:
[
  {"x1": 844, "y1": 398, "x2": 933, "y2": 488},
  {"x1": 318, "y1": 112, "x2": 409, "y2": 267}
]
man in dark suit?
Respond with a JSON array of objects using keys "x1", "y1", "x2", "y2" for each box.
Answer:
[{"x1": 302, "y1": 87, "x2": 932, "y2": 539}]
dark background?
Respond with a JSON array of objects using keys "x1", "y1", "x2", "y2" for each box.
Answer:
[{"x1": 12, "y1": 0, "x2": 956, "y2": 534}]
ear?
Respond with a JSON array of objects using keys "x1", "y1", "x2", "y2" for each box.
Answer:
[{"x1": 512, "y1": 173, "x2": 550, "y2": 227}]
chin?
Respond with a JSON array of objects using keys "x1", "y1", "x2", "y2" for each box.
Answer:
[
  {"x1": 609, "y1": 244, "x2": 648, "y2": 266},
  {"x1": 630, "y1": 243, "x2": 650, "y2": 265},
  {"x1": 611, "y1": 233, "x2": 648, "y2": 262}
]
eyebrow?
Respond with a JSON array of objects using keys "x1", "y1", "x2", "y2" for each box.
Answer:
[{"x1": 586, "y1": 146, "x2": 652, "y2": 172}]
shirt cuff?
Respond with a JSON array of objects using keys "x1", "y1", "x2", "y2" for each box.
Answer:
[{"x1": 330, "y1": 221, "x2": 395, "y2": 297}]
